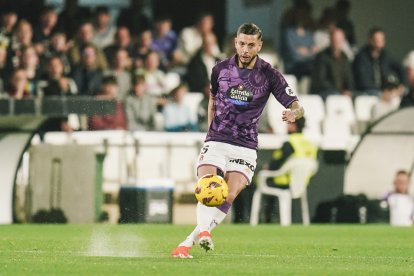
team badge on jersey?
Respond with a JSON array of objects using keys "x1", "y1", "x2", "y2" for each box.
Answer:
[
  {"x1": 285, "y1": 86, "x2": 295, "y2": 96},
  {"x1": 226, "y1": 84, "x2": 253, "y2": 107}
]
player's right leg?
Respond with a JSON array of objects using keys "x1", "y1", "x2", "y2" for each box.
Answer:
[{"x1": 171, "y1": 226, "x2": 199, "y2": 258}]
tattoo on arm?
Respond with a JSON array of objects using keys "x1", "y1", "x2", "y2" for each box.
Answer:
[{"x1": 289, "y1": 101, "x2": 304, "y2": 119}]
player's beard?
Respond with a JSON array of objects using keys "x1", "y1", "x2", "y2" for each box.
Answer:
[{"x1": 238, "y1": 54, "x2": 257, "y2": 68}]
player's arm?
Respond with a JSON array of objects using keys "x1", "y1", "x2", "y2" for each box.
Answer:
[
  {"x1": 282, "y1": 101, "x2": 304, "y2": 123},
  {"x1": 207, "y1": 94, "x2": 215, "y2": 129}
]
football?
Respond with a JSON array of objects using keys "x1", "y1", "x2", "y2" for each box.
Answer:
[{"x1": 194, "y1": 174, "x2": 229, "y2": 207}]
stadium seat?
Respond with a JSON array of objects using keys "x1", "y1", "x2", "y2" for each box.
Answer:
[
  {"x1": 164, "y1": 71, "x2": 181, "y2": 93},
  {"x1": 354, "y1": 95, "x2": 379, "y2": 122},
  {"x1": 182, "y1": 92, "x2": 204, "y2": 125},
  {"x1": 298, "y1": 94, "x2": 325, "y2": 140},
  {"x1": 354, "y1": 95, "x2": 379, "y2": 133},
  {"x1": 324, "y1": 95, "x2": 357, "y2": 137},
  {"x1": 266, "y1": 96, "x2": 288, "y2": 135},
  {"x1": 250, "y1": 157, "x2": 318, "y2": 226},
  {"x1": 321, "y1": 117, "x2": 354, "y2": 150},
  {"x1": 325, "y1": 95, "x2": 355, "y2": 123}
]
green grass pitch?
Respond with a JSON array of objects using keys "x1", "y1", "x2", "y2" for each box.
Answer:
[{"x1": 1, "y1": 224, "x2": 414, "y2": 275}]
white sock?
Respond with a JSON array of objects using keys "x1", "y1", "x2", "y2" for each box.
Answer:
[
  {"x1": 179, "y1": 202, "x2": 231, "y2": 247},
  {"x1": 179, "y1": 226, "x2": 199, "y2": 247},
  {"x1": 197, "y1": 202, "x2": 228, "y2": 232}
]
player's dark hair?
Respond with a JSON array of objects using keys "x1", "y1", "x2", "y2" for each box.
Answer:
[
  {"x1": 237, "y1": 23, "x2": 262, "y2": 40},
  {"x1": 295, "y1": 117, "x2": 306, "y2": 132}
]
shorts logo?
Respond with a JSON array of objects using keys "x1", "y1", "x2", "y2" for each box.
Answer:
[
  {"x1": 199, "y1": 154, "x2": 204, "y2": 161},
  {"x1": 285, "y1": 86, "x2": 295, "y2": 96},
  {"x1": 201, "y1": 145, "x2": 209, "y2": 154},
  {"x1": 229, "y1": 158, "x2": 255, "y2": 172}
]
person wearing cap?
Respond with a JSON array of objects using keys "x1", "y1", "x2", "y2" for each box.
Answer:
[
  {"x1": 370, "y1": 74, "x2": 402, "y2": 122},
  {"x1": 261, "y1": 117, "x2": 318, "y2": 223},
  {"x1": 400, "y1": 51, "x2": 414, "y2": 108}
]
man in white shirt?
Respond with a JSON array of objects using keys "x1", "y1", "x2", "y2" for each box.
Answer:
[{"x1": 385, "y1": 170, "x2": 414, "y2": 227}]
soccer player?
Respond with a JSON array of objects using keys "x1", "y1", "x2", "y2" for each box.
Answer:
[{"x1": 171, "y1": 23, "x2": 304, "y2": 258}]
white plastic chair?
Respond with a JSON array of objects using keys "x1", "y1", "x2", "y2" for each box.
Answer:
[{"x1": 250, "y1": 157, "x2": 318, "y2": 226}]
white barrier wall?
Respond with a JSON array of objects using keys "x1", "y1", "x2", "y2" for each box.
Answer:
[
  {"x1": 0, "y1": 134, "x2": 33, "y2": 224},
  {"x1": 344, "y1": 108, "x2": 414, "y2": 198}
]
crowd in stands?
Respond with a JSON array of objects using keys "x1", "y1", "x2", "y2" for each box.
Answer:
[{"x1": 1, "y1": 0, "x2": 414, "y2": 134}]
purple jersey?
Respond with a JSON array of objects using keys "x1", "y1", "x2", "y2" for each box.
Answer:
[{"x1": 205, "y1": 55, "x2": 298, "y2": 150}]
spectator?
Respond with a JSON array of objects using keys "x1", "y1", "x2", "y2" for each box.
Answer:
[
  {"x1": 0, "y1": 7, "x2": 18, "y2": 44},
  {"x1": 41, "y1": 31, "x2": 71, "y2": 76},
  {"x1": 131, "y1": 29, "x2": 153, "y2": 70},
  {"x1": 67, "y1": 21, "x2": 108, "y2": 70},
  {"x1": 176, "y1": 12, "x2": 221, "y2": 65},
  {"x1": 260, "y1": 117, "x2": 318, "y2": 223},
  {"x1": 6, "y1": 68, "x2": 30, "y2": 99},
  {"x1": 370, "y1": 75, "x2": 401, "y2": 122},
  {"x1": 335, "y1": 0, "x2": 357, "y2": 48},
  {"x1": 88, "y1": 75, "x2": 127, "y2": 130},
  {"x1": 57, "y1": 0, "x2": 92, "y2": 40},
  {"x1": 384, "y1": 170, "x2": 414, "y2": 227},
  {"x1": 400, "y1": 51, "x2": 414, "y2": 108},
  {"x1": 92, "y1": 6, "x2": 116, "y2": 49},
  {"x1": 32, "y1": 6, "x2": 58, "y2": 49},
  {"x1": 311, "y1": 28, "x2": 354, "y2": 99},
  {"x1": 103, "y1": 26, "x2": 134, "y2": 68},
  {"x1": 353, "y1": 27, "x2": 404, "y2": 96},
  {"x1": 19, "y1": 45, "x2": 41, "y2": 97},
  {"x1": 125, "y1": 76, "x2": 157, "y2": 131},
  {"x1": 186, "y1": 32, "x2": 221, "y2": 93},
  {"x1": 197, "y1": 82, "x2": 211, "y2": 132},
  {"x1": 313, "y1": 7, "x2": 354, "y2": 60},
  {"x1": 135, "y1": 51, "x2": 167, "y2": 97},
  {"x1": 0, "y1": 44, "x2": 8, "y2": 88},
  {"x1": 116, "y1": 0, "x2": 151, "y2": 39},
  {"x1": 163, "y1": 84, "x2": 197, "y2": 132},
  {"x1": 104, "y1": 48, "x2": 131, "y2": 101},
  {"x1": 38, "y1": 55, "x2": 77, "y2": 97},
  {"x1": 9, "y1": 19, "x2": 34, "y2": 68},
  {"x1": 71, "y1": 43, "x2": 103, "y2": 96},
  {"x1": 282, "y1": 3, "x2": 318, "y2": 82},
  {"x1": 151, "y1": 15, "x2": 178, "y2": 70}
]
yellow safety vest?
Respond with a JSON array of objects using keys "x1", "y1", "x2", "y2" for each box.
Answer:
[{"x1": 272, "y1": 133, "x2": 318, "y2": 186}]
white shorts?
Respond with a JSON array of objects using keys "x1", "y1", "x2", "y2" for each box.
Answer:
[{"x1": 196, "y1": 141, "x2": 257, "y2": 184}]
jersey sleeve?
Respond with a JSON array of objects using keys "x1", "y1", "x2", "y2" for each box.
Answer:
[
  {"x1": 210, "y1": 65, "x2": 219, "y2": 97},
  {"x1": 269, "y1": 68, "x2": 298, "y2": 108}
]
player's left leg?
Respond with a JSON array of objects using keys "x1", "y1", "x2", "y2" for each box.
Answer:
[
  {"x1": 172, "y1": 165, "x2": 218, "y2": 258},
  {"x1": 197, "y1": 170, "x2": 248, "y2": 251}
]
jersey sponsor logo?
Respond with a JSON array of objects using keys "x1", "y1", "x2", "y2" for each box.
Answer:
[
  {"x1": 229, "y1": 158, "x2": 255, "y2": 172},
  {"x1": 285, "y1": 86, "x2": 295, "y2": 96},
  {"x1": 226, "y1": 84, "x2": 253, "y2": 107}
]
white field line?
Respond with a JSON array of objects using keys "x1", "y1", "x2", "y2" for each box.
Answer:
[{"x1": 3, "y1": 250, "x2": 413, "y2": 261}]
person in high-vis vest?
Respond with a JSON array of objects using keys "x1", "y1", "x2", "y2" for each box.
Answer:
[{"x1": 262, "y1": 117, "x2": 318, "y2": 222}]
